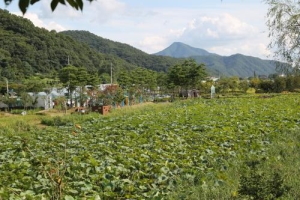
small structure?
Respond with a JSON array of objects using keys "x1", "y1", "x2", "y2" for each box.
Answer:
[
  {"x1": 91, "y1": 105, "x2": 110, "y2": 115},
  {"x1": 72, "y1": 107, "x2": 87, "y2": 115},
  {"x1": 211, "y1": 85, "x2": 216, "y2": 98},
  {"x1": 28, "y1": 92, "x2": 53, "y2": 110},
  {"x1": 0, "y1": 102, "x2": 8, "y2": 111},
  {"x1": 179, "y1": 89, "x2": 200, "y2": 98}
]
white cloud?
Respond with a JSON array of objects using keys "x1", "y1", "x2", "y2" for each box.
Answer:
[
  {"x1": 37, "y1": 0, "x2": 81, "y2": 19},
  {"x1": 152, "y1": 12, "x2": 271, "y2": 58},
  {"x1": 87, "y1": 0, "x2": 126, "y2": 24},
  {"x1": 209, "y1": 41, "x2": 270, "y2": 58},
  {"x1": 139, "y1": 36, "x2": 169, "y2": 53},
  {"x1": 13, "y1": 12, "x2": 66, "y2": 31},
  {"x1": 179, "y1": 13, "x2": 258, "y2": 43}
]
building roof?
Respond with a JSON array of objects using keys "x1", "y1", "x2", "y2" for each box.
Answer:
[{"x1": 0, "y1": 102, "x2": 8, "y2": 108}]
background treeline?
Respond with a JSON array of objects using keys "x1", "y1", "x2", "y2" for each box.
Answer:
[
  {"x1": 0, "y1": 8, "x2": 182, "y2": 83},
  {"x1": 201, "y1": 75, "x2": 300, "y2": 94}
]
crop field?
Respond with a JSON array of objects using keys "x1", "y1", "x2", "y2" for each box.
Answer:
[{"x1": 0, "y1": 95, "x2": 299, "y2": 199}]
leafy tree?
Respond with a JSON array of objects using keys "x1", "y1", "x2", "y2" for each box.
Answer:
[
  {"x1": 3, "y1": 0, "x2": 92, "y2": 14},
  {"x1": 156, "y1": 72, "x2": 168, "y2": 93},
  {"x1": 239, "y1": 80, "x2": 249, "y2": 93},
  {"x1": 249, "y1": 77, "x2": 261, "y2": 90},
  {"x1": 20, "y1": 92, "x2": 33, "y2": 110},
  {"x1": 117, "y1": 71, "x2": 132, "y2": 89},
  {"x1": 274, "y1": 77, "x2": 286, "y2": 92},
  {"x1": 112, "y1": 87, "x2": 125, "y2": 107},
  {"x1": 76, "y1": 67, "x2": 89, "y2": 106},
  {"x1": 59, "y1": 65, "x2": 80, "y2": 107},
  {"x1": 23, "y1": 76, "x2": 47, "y2": 93},
  {"x1": 59, "y1": 65, "x2": 98, "y2": 107},
  {"x1": 264, "y1": 0, "x2": 300, "y2": 75},
  {"x1": 167, "y1": 60, "x2": 206, "y2": 93},
  {"x1": 259, "y1": 80, "x2": 274, "y2": 93},
  {"x1": 200, "y1": 80, "x2": 214, "y2": 94},
  {"x1": 217, "y1": 78, "x2": 231, "y2": 93},
  {"x1": 99, "y1": 73, "x2": 111, "y2": 84}
]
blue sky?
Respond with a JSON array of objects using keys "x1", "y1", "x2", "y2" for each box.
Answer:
[{"x1": 1, "y1": 0, "x2": 271, "y2": 59}]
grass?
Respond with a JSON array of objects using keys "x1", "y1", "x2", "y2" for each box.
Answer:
[{"x1": 0, "y1": 102, "x2": 160, "y2": 131}]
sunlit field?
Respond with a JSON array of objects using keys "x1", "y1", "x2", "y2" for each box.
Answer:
[{"x1": 0, "y1": 94, "x2": 299, "y2": 199}]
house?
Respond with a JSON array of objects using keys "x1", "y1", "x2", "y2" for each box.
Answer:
[
  {"x1": 180, "y1": 89, "x2": 200, "y2": 98},
  {"x1": 28, "y1": 92, "x2": 53, "y2": 110},
  {"x1": 0, "y1": 101, "x2": 8, "y2": 111}
]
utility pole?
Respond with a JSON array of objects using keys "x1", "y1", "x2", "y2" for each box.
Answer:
[
  {"x1": 3, "y1": 77, "x2": 8, "y2": 95},
  {"x1": 67, "y1": 56, "x2": 70, "y2": 65},
  {"x1": 110, "y1": 62, "x2": 113, "y2": 85}
]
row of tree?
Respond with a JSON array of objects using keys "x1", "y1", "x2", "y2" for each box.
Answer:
[
  {"x1": 3, "y1": 58, "x2": 299, "y2": 107},
  {"x1": 201, "y1": 75, "x2": 300, "y2": 94},
  {"x1": 3, "y1": 61, "x2": 300, "y2": 96}
]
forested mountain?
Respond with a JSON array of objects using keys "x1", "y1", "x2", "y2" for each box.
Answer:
[
  {"x1": 61, "y1": 30, "x2": 182, "y2": 72},
  {"x1": 0, "y1": 9, "x2": 138, "y2": 81},
  {"x1": 192, "y1": 54, "x2": 276, "y2": 77},
  {"x1": 155, "y1": 42, "x2": 277, "y2": 77},
  {"x1": 154, "y1": 42, "x2": 213, "y2": 58}
]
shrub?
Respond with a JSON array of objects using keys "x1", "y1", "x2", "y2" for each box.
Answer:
[
  {"x1": 246, "y1": 87, "x2": 256, "y2": 94},
  {"x1": 238, "y1": 160, "x2": 290, "y2": 199},
  {"x1": 41, "y1": 116, "x2": 70, "y2": 126}
]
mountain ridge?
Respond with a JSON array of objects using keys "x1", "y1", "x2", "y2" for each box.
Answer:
[
  {"x1": 154, "y1": 42, "x2": 277, "y2": 77},
  {"x1": 153, "y1": 42, "x2": 213, "y2": 58}
]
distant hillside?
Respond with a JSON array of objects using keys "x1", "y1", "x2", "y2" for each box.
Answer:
[
  {"x1": 191, "y1": 54, "x2": 276, "y2": 77},
  {"x1": 154, "y1": 42, "x2": 213, "y2": 58},
  {"x1": 61, "y1": 30, "x2": 182, "y2": 72},
  {"x1": 154, "y1": 42, "x2": 277, "y2": 77},
  {"x1": 0, "y1": 9, "x2": 137, "y2": 81}
]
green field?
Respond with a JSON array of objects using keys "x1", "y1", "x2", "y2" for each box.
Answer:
[{"x1": 0, "y1": 95, "x2": 299, "y2": 199}]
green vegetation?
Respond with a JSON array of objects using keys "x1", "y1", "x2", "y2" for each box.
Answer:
[
  {"x1": 192, "y1": 54, "x2": 276, "y2": 78},
  {"x1": 167, "y1": 59, "x2": 207, "y2": 92},
  {"x1": 0, "y1": 94, "x2": 299, "y2": 199},
  {"x1": 0, "y1": 9, "x2": 138, "y2": 82},
  {"x1": 265, "y1": 0, "x2": 300, "y2": 75},
  {"x1": 154, "y1": 42, "x2": 277, "y2": 77},
  {"x1": 4, "y1": 0, "x2": 92, "y2": 14},
  {"x1": 61, "y1": 30, "x2": 182, "y2": 72},
  {"x1": 154, "y1": 42, "x2": 212, "y2": 58}
]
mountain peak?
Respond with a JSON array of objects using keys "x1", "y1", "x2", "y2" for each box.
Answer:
[{"x1": 154, "y1": 42, "x2": 212, "y2": 58}]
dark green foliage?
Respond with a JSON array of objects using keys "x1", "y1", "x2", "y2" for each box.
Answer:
[
  {"x1": 61, "y1": 30, "x2": 183, "y2": 72},
  {"x1": 40, "y1": 116, "x2": 70, "y2": 126},
  {"x1": 0, "y1": 9, "x2": 137, "y2": 81},
  {"x1": 273, "y1": 77, "x2": 286, "y2": 93},
  {"x1": 155, "y1": 42, "x2": 277, "y2": 77},
  {"x1": 192, "y1": 54, "x2": 277, "y2": 78},
  {"x1": 238, "y1": 160, "x2": 290, "y2": 200},
  {"x1": 167, "y1": 59, "x2": 207, "y2": 90},
  {"x1": 5, "y1": 0, "x2": 88, "y2": 14}
]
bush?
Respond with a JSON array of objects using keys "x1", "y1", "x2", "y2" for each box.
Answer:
[
  {"x1": 238, "y1": 159, "x2": 290, "y2": 199},
  {"x1": 10, "y1": 109, "x2": 24, "y2": 115},
  {"x1": 41, "y1": 116, "x2": 71, "y2": 126},
  {"x1": 246, "y1": 87, "x2": 256, "y2": 94}
]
